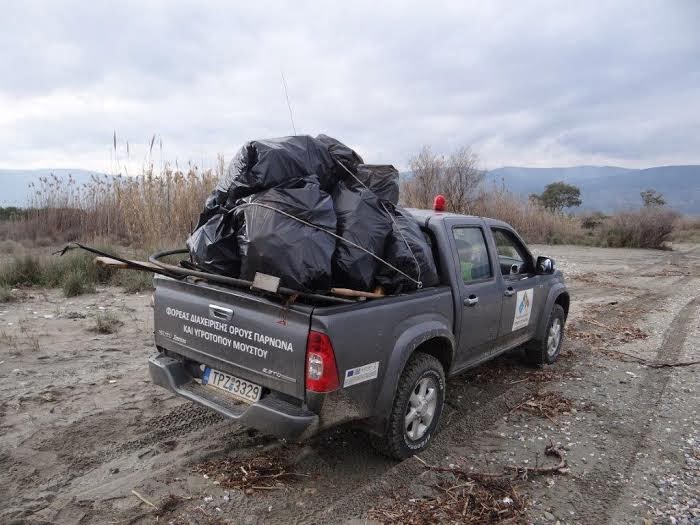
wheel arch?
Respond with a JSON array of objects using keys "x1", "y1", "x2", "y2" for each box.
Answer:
[
  {"x1": 535, "y1": 284, "x2": 569, "y2": 341},
  {"x1": 370, "y1": 324, "x2": 454, "y2": 435},
  {"x1": 555, "y1": 291, "x2": 570, "y2": 319}
]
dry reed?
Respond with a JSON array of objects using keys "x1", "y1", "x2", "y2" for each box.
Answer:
[{"x1": 2, "y1": 160, "x2": 222, "y2": 248}]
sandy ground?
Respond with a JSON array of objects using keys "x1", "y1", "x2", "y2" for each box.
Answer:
[{"x1": 1, "y1": 243, "x2": 699, "y2": 525}]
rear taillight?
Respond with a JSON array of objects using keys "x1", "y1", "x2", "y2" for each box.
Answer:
[{"x1": 305, "y1": 331, "x2": 339, "y2": 393}]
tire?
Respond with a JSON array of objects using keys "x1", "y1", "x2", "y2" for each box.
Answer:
[
  {"x1": 371, "y1": 353, "x2": 445, "y2": 460},
  {"x1": 525, "y1": 303, "x2": 566, "y2": 365}
]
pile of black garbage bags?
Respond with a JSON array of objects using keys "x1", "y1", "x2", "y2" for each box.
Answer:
[{"x1": 187, "y1": 135, "x2": 439, "y2": 294}]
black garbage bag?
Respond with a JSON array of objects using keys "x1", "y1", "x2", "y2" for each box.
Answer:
[
  {"x1": 355, "y1": 164, "x2": 399, "y2": 204},
  {"x1": 376, "y1": 205, "x2": 440, "y2": 294},
  {"x1": 316, "y1": 134, "x2": 364, "y2": 177},
  {"x1": 332, "y1": 181, "x2": 392, "y2": 291},
  {"x1": 186, "y1": 207, "x2": 245, "y2": 277},
  {"x1": 239, "y1": 177, "x2": 337, "y2": 291},
  {"x1": 196, "y1": 188, "x2": 229, "y2": 229},
  {"x1": 218, "y1": 135, "x2": 336, "y2": 203}
]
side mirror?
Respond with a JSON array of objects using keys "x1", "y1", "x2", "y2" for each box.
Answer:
[{"x1": 536, "y1": 256, "x2": 555, "y2": 274}]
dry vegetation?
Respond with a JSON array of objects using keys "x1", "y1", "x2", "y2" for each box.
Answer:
[
  {"x1": 0, "y1": 145, "x2": 696, "y2": 299},
  {"x1": 192, "y1": 451, "x2": 305, "y2": 493},
  {"x1": 400, "y1": 145, "x2": 691, "y2": 248},
  {"x1": 0, "y1": 247, "x2": 152, "y2": 297},
  {"x1": 1, "y1": 160, "x2": 221, "y2": 248},
  {"x1": 672, "y1": 215, "x2": 700, "y2": 243}
]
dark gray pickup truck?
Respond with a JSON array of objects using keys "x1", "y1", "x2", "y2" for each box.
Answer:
[{"x1": 149, "y1": 209, "x2": 569, "y2": 459}]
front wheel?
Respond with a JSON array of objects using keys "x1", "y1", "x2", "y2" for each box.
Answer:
[
  {"x1": 371, "y1": 353, "x2": 445, "y2": 459},
  {"x1": 525, "y1": 303, "x2": 566, "y2": 365}
]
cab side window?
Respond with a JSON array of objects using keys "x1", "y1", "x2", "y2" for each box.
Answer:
[
  {"x1": 491, "y1": 228, "x2": 532, "y2": 278},
  {"x1": 452, "y1": 227, "x2": 492, "y2": 283}
]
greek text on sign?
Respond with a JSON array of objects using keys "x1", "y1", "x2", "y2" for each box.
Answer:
[
  {"x1": 344, "y1": 361, "x2": 379, "y2": 387},
  {"x1": 164, "y1": 306, "x2": 295, "y2": 360},
  {"x1": 512, "y1": 288, "x2": 534, "y2": 331}
]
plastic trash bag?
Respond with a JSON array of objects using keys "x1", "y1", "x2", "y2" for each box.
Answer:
[
  {"x1": 239, "y1": 177, "x2": 337, "y2": 292},
  {"x1": 187, "y1": 207, "x2": 245, "y2": 277},
  {"x1": 355, "y1": 164, "x2": 399, "y2": 204},
  {"x1": 316, "y1": 134, "x2": 364, "y2": 177},
  {"x1": 218, "y1": 135, "x2": 336, "y2": 203},
  {"x1": 376, "y1": 205, "x2": 440, "y2": 294},
  {"x1": 196, "y1": 188, "x2": 229, "y2": 229},
  {"x1": 332, "y1": 181, "x2": 392, "y2": 291}
]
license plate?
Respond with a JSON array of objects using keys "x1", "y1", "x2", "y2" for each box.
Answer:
[{"x1": 202, "y1": 367, "x2": 262, "y2": 403}]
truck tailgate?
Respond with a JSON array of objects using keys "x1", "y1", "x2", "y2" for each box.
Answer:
[{"x1": 153, "y1": 275, "x2": 310, "y2": 399}]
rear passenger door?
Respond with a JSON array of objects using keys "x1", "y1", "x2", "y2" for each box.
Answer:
[
  {"x1": 446, "y1": 221, "x2": 503, "y2": 367},
  {"x1": 489, "y1": 227, "x2": 546, "y2": 347}
]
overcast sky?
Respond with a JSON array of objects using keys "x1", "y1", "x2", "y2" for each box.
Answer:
[{"x1": 1, "y1": 0, "x2": 699, "y2": 173}]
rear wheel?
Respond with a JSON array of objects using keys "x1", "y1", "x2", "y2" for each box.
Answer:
[
  {"x1": 525, "y1": 303, "x2": 566, "y2": 365},
  {"x1": 371, "y1": 353, "x2": 445, "y2": 459}
]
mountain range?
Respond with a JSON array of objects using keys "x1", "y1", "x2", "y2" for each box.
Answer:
[
  {"x1": 486, "y1": 165, "x2": 700, "y2": 214},
  {"x1": 1, "y1": 165, "x2": 698, "y2": 214}
]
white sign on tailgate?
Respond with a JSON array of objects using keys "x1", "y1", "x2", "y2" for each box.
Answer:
[{"x1": 512, "y1": 288, "x2": 534, "y2": 331}]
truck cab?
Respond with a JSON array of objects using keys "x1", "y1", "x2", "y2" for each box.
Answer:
[{"x1": 149, "y1": 210, "x2": 569, "y2": 459}]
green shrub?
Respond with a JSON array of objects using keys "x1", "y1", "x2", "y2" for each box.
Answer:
[
  {"x1": 0, "y1": 255, "x2": 43, "y2": 287},
  {"x1": 62, "y1": 270, "x2": 96, "y2": 297},
  {"x1": 0, "y1": 285, "x2": 14, "y2": 303},
  {"x1": 115, "y1": 270, "x2": 154, "y2": 294},
  {"x1": 91, "y1": 312, "x2": 123, "y2": 334},
  {"x1": 0, "y1": 244, "x2": 120, "y2": 291}
]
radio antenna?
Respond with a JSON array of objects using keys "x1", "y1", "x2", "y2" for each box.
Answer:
[{"x1": 281, "y1": 71, "x2": 297, "y2": 135}]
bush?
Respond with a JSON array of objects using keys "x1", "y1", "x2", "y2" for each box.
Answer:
[
  {"x1": 0, "y1": 255, "x2": 44, "y2": 287},
  {"x1": 580, "y1": 212, "x2": 607, "y2": 230},
  {"x1": 115, "y1": 270, "x2": 153, "y2": 293},
  {"x1": 0, "y1": 285, "x2": 14, "y2": 302},
  {"x1": 91, "y1": 312, "x2": 123, "y2": 334},
  {"x1": 62, "y1": 270, "x2": 96, "y2": 297},
  {"x1": 672, "y1": 216, "x2": 700, "y2": 243},
  {"x1": 599, "y1": 208, "x2": 679, "y2": 249},
  {"x1": 0, "y1": 239, "x2": 22, "y2": 254}
]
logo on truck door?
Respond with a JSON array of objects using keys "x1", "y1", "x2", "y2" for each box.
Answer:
[{"x1": 512, "y1": 288, "x2": 534, "y2": 331}]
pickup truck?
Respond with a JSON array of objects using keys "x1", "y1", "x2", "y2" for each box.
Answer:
[{"x1": 149, "y1": 209, "x2": 569, "y2": 459}]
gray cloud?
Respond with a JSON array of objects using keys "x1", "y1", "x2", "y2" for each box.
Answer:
[{"x1": 0, "y1": 0, "x2": 699, "y2": 171}]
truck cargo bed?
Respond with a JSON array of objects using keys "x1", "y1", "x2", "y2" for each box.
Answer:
[{"x1": 153, "y1": 275, "x2": 313, "y2": 399}]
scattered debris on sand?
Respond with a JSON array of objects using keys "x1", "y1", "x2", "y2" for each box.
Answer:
[
  {"x1": 369, "y1": 443, "x2": 568, "y2": 524},
  {"x1": 508, "y1": 390, "x2": 574, "y2": 422},
  {"x1": 193, "y1": 451, "x2": 307, "y2": 494}
]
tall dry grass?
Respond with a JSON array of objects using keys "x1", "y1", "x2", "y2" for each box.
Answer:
[
  {"x1": 671, "y1": 215, "x2": 700, "y2": 243},
  {"x1": 2, "y1": 160, "x2": 222, "y2": 248},
  {"x1": 599, "y1": 208, "x2": 679, "y2": 249},
  {"x1": 469, "y1": 186, "x2": 584, "y2": 244}
]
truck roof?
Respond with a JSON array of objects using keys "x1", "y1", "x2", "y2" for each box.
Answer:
[{"x1": 406, "y1": 208, "x2": 513, "y2": 230}]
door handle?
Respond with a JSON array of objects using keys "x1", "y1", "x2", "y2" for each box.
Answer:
[
  {"x1": 209, "y1": 304, "x2": 233, "y2": 321},
  {"x1": 464, "y1": 295, "x2": 479, "y2": 306},
  {"x1": 504, "y1": 286, "x2": 515, "y2": 297}
]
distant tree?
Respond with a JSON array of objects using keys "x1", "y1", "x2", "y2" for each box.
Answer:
[
  {"x1": 640, "y1": 189, "x2": 666, "y2": 207},
  {"x1": 402, "y1": 145, "x2": 483, "y2": 213},
  {"x1": 0, "y1": 206, "x2": 25, "y2": 222},
  {"x1": 530, "y1": 181, "x2": 582, "y2": 212}
]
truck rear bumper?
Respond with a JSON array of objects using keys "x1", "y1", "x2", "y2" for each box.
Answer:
[{"x1": 148, "y1": 353, "x2": 319, "y2": 441}]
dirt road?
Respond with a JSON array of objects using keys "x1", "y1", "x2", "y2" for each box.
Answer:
[{"x1": 1, "y1": 244, "x2": 699, "y2": 524}]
